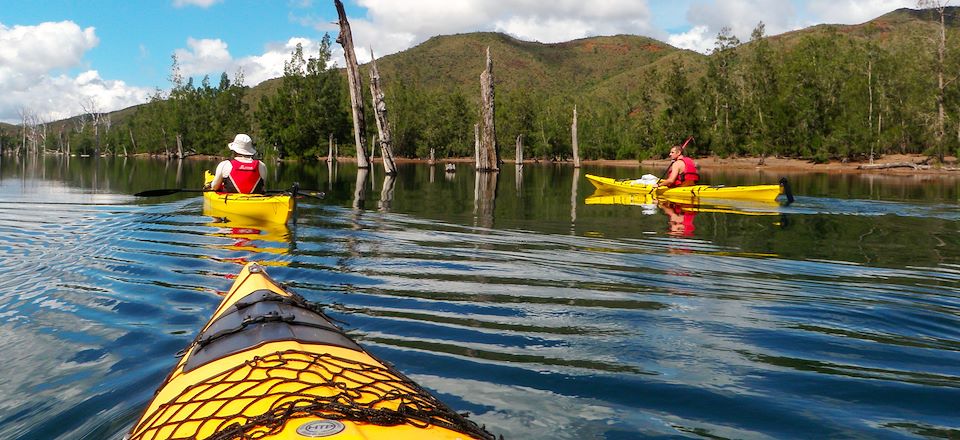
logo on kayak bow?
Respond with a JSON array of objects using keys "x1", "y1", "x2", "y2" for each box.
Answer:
[{"x1": 296, "y1": 419, "x2": 345, "y2": 437}]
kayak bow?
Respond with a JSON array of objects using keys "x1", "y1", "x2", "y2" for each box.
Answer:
[{"x1": 127, "y1": 263, "x2": 495, "y2": 440}]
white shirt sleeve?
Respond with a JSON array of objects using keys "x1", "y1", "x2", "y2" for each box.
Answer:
[{"x1": 211, "y1": 160, "x2": 232, "y2": 190}]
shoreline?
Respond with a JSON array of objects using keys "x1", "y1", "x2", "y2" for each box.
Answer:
[
  {"x1": 133, "y1": 152, "x2": 960, "y2": 176},
  {"x1": 394, "y1": 154, "x2": 960, "y2": 176}
]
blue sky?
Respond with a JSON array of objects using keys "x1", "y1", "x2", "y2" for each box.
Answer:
[{"x1": 0, "y1": 0, "x2": 915, "y2": 123}]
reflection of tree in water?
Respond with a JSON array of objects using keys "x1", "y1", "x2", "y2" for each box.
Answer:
[
  {"x1": 570, "y1": 168, "x2": 580, "y2": 234},
  {"x1": 353, "y1": 168, "x2": 369, "y2": 210},
  {"x1": 379, "y1": 174, "x2": 396, "y2": 212},
  {"x1": 474, "y1": 171, "x2": 498, "y2": 229}
]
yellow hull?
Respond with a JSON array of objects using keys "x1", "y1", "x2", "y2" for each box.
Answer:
[
  {"x1": 585, "y1": 193, "x2": 782, "y2": 216},
  {"x1": 127, "y1": 263, "x2": 493, "y2": 440},
  {"x1": 203, "y1": 171, "x2": 294, "y2": 224},
  {"x1": 584, "y1": 174, "x2": 784, "y2": 202}
]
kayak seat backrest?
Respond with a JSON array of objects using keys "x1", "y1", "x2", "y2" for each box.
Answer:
[{"x1": 183, "y1": 290, "x2": 361, "y2": 372}]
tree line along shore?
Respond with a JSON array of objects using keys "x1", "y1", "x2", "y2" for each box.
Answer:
[{"x1": 4, "y1": 7, "x2": 960, "y2": 169}]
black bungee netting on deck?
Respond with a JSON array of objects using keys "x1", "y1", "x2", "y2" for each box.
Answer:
[{"x1": 129, "y1": 350, "x2": 499, "y2": 440}]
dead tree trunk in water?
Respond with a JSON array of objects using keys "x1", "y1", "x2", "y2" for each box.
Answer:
[
  {"x1": 128, "y1": 128, "x2": 137, "y2": 157},
  {"x1": 369, "y1": 50, "x2": 398, "y2": 175},
  {"x1": 478, "y1": 47, "x2": 499, "y2": 171},
  {"x1": 571, "y1": 105, "x2": 581, "y2": 168},
  {"x1": 334, "y1": 0, "x2": 370, "y2": 169},
  {"x1": 175, "y1": 133, "x2": 184, "y2": 159},
  {"x1": 515, "y1": 134, "x2": 523, "y2": 166},
  {"x1": 327, "y1": 133, "x2": 335, "y2": 162}
]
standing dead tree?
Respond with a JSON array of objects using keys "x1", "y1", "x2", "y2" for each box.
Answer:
[
  {"x1": 571, "y1": 105, "x2": 581, "y2": 168},
  {"x1": 81, "y1": 98, "x2": 105, "y2": 156},
  {"x1": 917, "y1": 0, "x2": 953, "y2": 161},
  {"x1": 334, "y1": 0, "x2": 370, "y2": 169},
  {"x1": 327, "y1": 133, "x2": 336, "y2": 162},
  {"x1": 478, "y1": 47, "x2": 499, "y2": 171},
  {"x1": 515, "y1": 134, "x2": 523, "y2": 166},
  {"x1": 369, "y1": 49, "x2": 398, "y2": 175}
]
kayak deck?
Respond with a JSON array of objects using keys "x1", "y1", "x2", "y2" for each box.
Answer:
[
  {"x1": 203, "y1": 171, "x2": 294, "y2": 224},
  {"x1": 584, "y1": 174, "x2": 785, "y2": 202},
  {"x1": 127, "y1": 263, "x2": 494, "y2": 440}
]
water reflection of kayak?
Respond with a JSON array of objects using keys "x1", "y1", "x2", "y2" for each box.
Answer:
[
  {"x1": 204, "y1": 208, "x2": 293, "y2": 258},
  {"x1": 126, "y1": 263, "x2": 495, "y2": 440},
  {"x1": 585, "y1": 174, "x2": 787, "y2": 202},
  {"x1": 203, "y1": 170, "x2": 294, "y2": 224},
  {"x1": 585, "y1": 193, "x2": 783, "y2": 216}
]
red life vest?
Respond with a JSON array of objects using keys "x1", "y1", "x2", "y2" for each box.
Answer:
[
  {"x1": 670, "y1": 156, "x2": 700, "y2": 187},
  {"x1": 224, "y1": 159, "x2": 263, "y2": 194}
]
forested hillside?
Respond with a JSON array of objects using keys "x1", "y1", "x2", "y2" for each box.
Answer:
[{"x1": 3, "y1": 7, "x2": 959, "y2": 163}]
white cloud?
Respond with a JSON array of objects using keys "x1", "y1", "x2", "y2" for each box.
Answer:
[
  {"x1": 339, "y1": 0, "x2": 659, "y2": 55},
  {"x1": 172, "y1": 0, "x2": 222, "y2": 8},
  {"x1": 0, "y1": 21, "x2": 150, "y2": 123},
  {"x1": 175, "y1": 38, "x2": 233, "y2": 76},
  {"x1": 0, "y1": 21, "x2": 98, "y2": 87},
  {"x1": 671, "y1": 0, "x2": 916, "y2": 53},
  {"x1": 667, "y1": 25, "x2": 714, "y2": 53},
  {"x1": 239, "y1": 37, "x2": 325, "y2": 85},
  {"x1": 676, "y1": 0, "x2": 797, "y2": 53},
  {"x1": 172, "y1": 36, "x2": 330, "y2": 86},
  {"x1": 806, "y1": 0, "x2": 915, "y2": 25}
]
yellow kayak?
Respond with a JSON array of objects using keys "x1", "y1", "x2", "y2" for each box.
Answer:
[
  {"x1": 203, "y1": 171, "x2": 294, "y2": 224},
  {"x1": 127, "y1": 263, "x2": 495, "y2": 440},
  {"x1": 585, "y1": 174, "x2": 788, "y2": 202}
]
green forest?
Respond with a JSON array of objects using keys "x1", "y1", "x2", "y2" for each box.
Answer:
[{"x1": 2, "y1": 7, "x2": 959, "y2": 164}]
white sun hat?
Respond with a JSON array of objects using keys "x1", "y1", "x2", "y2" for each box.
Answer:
[{"x1": 228, "y1": 134, "x2": 256, "y2": 156}]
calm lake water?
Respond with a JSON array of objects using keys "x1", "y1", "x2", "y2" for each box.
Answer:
[{"x1": 0, "y1": 155, "x2": 958, "y2": 439}]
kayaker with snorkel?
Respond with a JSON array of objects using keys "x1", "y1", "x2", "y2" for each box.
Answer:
[
  {"x1": 206, "y1": 133, "x2": 267, "y2": 194},
  {"x1": 655, "y1": 142, "x2": 699, "y2": 188}
]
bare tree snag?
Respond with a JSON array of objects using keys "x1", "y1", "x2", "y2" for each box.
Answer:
[
  {"x1": 515, "y1": 134, "x2": 523, "y2": 166},
  {"x1": 918, "y1": 0, "x2": 950, "y2": 161},
  {"x1": 128, "y1": 128, "x2": 137, "y2": 157},
  {"x1": 175, "y1": 133, "x2": 184, "y2": 158},
  {"x1": 571, "y1": 105, "x2": 581, "y2": 168},
  {"x1": 327, "y1": 133, "x2": 335, "y2": 162},
  {"x1": 478, "y1": 47, "x2": 499, "y2": 171},
  {"x1": 334, "y1": 0, "x2": 369, "y2": 169},
  {"x1": 369, "y1": 49, "x2": 397, "y2": 175}
]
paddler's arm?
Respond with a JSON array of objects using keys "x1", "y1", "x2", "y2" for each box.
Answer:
[
  {"x1": 657, "y1": 161, "x2": 684, "y2": 188},
  {"x1": 207, "y1": 161, "x2": 229, "y2": 190}
]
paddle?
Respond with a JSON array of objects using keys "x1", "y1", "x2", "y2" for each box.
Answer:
[
  {"x1": 134, "y1": 187, "x2": 325, "y2": 199},
  {"x1": 134, "y1": 188, "x2": 210, "y2": 197}
]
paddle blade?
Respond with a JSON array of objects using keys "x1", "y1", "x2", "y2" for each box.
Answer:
[{"x1": 779, "y1": 177, "x2": 794, "y2": 205}]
